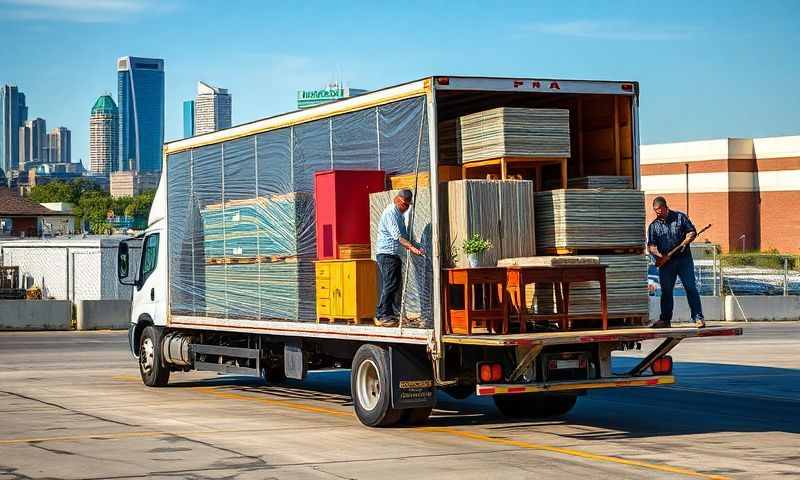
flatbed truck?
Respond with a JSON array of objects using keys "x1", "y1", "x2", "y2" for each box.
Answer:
[{"x1": 117, "y1": 76, "x2": 742, "y2": 427}]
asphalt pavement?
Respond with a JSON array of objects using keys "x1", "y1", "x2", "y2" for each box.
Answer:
[{"x1": 1, "y1": 322, "x2": 799, "y2": 479}]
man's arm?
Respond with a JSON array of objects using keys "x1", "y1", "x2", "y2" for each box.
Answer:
[
  {"x1": 399, "y1": 237, "x2": 423, "y2": 256},
  {"x1": 647, "y1": 223, "x2": 662, "y2": 258},
  {"x1": 681, "y1": 213, "x2": 697, "y2": 245}
]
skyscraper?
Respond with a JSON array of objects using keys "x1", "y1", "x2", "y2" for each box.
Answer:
[
  {"x1": 117, "y1": 56, "x2": 164, "y2": 172},
  {"x1": 194, "y1": 81, "x2": 231, "y2": 135},
  {"x1": 1, "y1": 85, "x2": 28, "y2": 174},
  {"x1": 183, "y1": 100, "x2": 195, "y2": 138},
  {"x1": 90, "y1": 95, "x2": 119, "y2": 175},
  {"x1": 48, "y1": 127, "x2": 71, "y2": 164},
  {"x1": 19, "y1": 117, "x2": 47, "y2": 167}
]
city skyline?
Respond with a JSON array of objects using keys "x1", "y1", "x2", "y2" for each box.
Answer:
[
  {"x1": 1, "y1": 1, "x2": 799, "y2": 169},
  {"x1": 193, "y1": 81, "x2": 231, "y2": 136}
]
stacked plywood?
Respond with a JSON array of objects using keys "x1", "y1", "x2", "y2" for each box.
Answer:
[
  {"x1": 534, "y1": 189, "x2": 645, "y2": 250},
  {"x1": 531, "y1": 254, "x2": 649, "y2": 318},
  {"x1": 198, "y1": 192, "x2": 316, "y2": 321},
  {"x1": 442, "y1": 180, "x2": 536, "y2": 268},
  {"x1": 498, "y1": 256, "x2": 599, "y2": 267},
  {"x1": 439, "y1": 108, "x2": 571, "y2": 165},
  {"x1": 369, "y1": 188, "x2": 433, "y2": 325},
  {"x1": 567, "y1": 176, "x2": 633, "y2": 190},
  {"x1": 204, "y1": 261, "x2": 315, "y2": 321}
]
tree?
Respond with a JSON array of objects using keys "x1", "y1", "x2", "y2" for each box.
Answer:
[
  {"x1": 29, "y1": 181, "x2": 74, "y2": 204},
  {"x1": 124, "y1": 189, "x2": 156, "y2": 218}
]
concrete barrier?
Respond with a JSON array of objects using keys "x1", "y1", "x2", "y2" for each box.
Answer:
[
  {"x1": 724, "y1": 295, "x2": 800, "y2": 321},
  {"x1": 649, "y1": 295, "x2": 800, "y2": 321},
  {"x1": 0, "y1": 300, "x2": 72, "y2": 330},
  {"x1": 76, "y1": 300, "x2": 131, "y2": 330}
]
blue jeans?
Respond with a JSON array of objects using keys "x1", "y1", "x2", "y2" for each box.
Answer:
[
  {"x1": 376, "y1": 254, "x2": 402, "y2": 319},
  {"x1": 659, "y1": 254, "x2": 703, "y2": 323}
]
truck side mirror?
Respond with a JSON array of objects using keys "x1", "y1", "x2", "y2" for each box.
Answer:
[{"x1": 118, "y1": 241, "x2": 130, "y2": 280}]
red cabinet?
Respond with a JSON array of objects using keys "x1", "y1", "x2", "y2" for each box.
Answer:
[{"x1": 314, "y1": 170, "x2": 386, "y2": 260}]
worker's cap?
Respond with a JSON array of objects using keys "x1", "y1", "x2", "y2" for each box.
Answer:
[{"x1": 398, "y1": 189, "x2": 413, "y2": 204}]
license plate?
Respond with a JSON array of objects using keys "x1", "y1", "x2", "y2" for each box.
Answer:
[{"x1": 554, "y1": 359, "x2": 580, "y2": 369}]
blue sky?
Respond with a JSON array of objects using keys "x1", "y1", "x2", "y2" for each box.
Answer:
[{"x1": 1, "y1": 0, "x2": 798, "y2": 167}]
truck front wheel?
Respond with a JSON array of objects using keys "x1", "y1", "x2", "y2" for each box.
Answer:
[
  {"x1": 139, "y1": 326, "x2": 170, "y2": 387},
  {"x1": 351, "y1": 344, "x2": 403, "y2": 427},
  {"x1": 493, "y1": 393, "x2": 577, "y2": 418}
]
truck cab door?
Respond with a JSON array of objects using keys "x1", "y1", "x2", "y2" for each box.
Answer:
[{"x1": 133, "y1": 231, "x2": 165, "y2": 325}]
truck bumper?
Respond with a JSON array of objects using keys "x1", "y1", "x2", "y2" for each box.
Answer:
[{"x1": 476, "y1": 374, "x2": 675, "y2": 396}]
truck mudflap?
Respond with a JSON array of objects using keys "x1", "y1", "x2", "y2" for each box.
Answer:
[{"x1": 476, "y1": 375, "x2": 675, "y2": 396}]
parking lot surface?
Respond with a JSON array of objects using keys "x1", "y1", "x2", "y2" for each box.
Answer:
[{"x1": 1, "y1": 322, "x2": 799, "y2": 479}]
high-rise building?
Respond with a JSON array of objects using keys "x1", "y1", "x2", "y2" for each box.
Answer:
[
  {"x1": 1, "y1": 85, "x2": 28, "y2": 174},
  {"x1": 90, "y1": 95, "x2": 119, "y2": 175},
  {"x1": 19, "y1": 117, "x2": 47, "y2": 167},
  {"x1": 194, "y1": 81, "x2": 231, "y2": 135},
  {"x1": 117, "y1": 56, "x2": 164, "y2": 172},
  {"x1": 183, "y1": 100, "x2": 195, "y2": 138},
  {"x1": 47, "y1": 127, "x2": 71, "y2": 164}
]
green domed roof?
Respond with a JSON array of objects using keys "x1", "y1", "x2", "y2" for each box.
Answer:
[{"x1": 91, "y1": 95, "x2": 118, "y2": 115}]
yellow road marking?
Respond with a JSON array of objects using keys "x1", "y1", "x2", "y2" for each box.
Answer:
[
  {"x1": 105, "y1": 376, "x2": 728, "y2": 479},
  {"x1": 420, "y1": 427, "x2": 730, "y2": 480}
]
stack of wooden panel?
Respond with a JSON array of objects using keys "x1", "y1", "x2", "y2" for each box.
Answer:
[
  {"x1": 534, "y1": 189, "x2": 645, "y2": 251},
  {"x1": 531, "y1": 254, "x2": 649, "y2": 318},
  {"x1": 498, "y1": 256, "x2": 599, "y2": 267},
  {"x1": 199, "y1": 192, "x2": 316, "y2": 321},
  {"x1": 442, "y1": 180, "x2": 536, "y2": 268},
  {"x1": 369, "y1": 188, "x2": 433, "y2": 326},
  {"x1": 439, "y1": 108, "x2": 571, "y2": 165},
  {"x1": 567, "y1": 176, "x2": 633, "y2": 189}
]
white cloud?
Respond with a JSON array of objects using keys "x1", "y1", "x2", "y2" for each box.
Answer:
[
  {"x1": 0, "y1": 0, "x2": 179, "y2": 23},
  {"x1": 526, "y1": 20, "x2": 696, "y2": 41}
]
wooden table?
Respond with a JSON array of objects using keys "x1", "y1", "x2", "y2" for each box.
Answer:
[
  {"x1": 461, "y1": 156, "x2": 567, "y2": 191},
  {"x1": 505, "y1": 265, "x2": 608, "y2": 332},
  {"x1": 443, "y1": 267, "x2": 509, "y2": 335}
]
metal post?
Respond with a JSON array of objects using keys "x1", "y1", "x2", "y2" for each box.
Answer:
[
  {"x1": 712, "y1": 245, "x2": 718, "y2": 297},
  {"x1": 784, "y1": 257, "x2": 789, "y2": 297},
  {"x1": 684, "y1": 163, "x2": 689, "y2": 217}
]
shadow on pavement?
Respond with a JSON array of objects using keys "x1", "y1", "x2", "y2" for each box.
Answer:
[{"x1": 164, "y1": 359, "x2": 800, "y2": 435}]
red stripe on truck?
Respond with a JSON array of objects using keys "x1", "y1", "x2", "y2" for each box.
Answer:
[{"x1": 477, "y1": 387, "x2": 495, "y2": 395}]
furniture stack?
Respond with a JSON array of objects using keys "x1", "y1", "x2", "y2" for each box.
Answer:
[
  {"x1": 439, "y1": 107, "x2": 571, "y2": 164},
  {"x1": 534, "y1": 189, "x2": 645, "y2": 251},
  {"x1": 442, "y1": 180, "x2": 536, "y2": 268},
  {"x1": 199, "y1": 192, "x2": 316, "y2": 321}
]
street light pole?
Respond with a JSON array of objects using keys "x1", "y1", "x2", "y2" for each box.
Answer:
[{"x1": 738, "y1": 234, "x2": 746, "y2": 252}]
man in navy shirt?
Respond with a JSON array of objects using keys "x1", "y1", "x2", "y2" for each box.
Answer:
[{"x1": 647, "y1": 196, "x2": 705, "y2": 328}]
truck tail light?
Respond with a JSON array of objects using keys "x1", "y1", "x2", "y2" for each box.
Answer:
[
  {"x1": 436, "y1": 77, "x2": 450, "y2": 86},
  {"x1": 478, "y1": 362, "x2": 504, "y2": 383},
  {"x1": 651, "y1": 356, "x2": 673, "y2": 375}
]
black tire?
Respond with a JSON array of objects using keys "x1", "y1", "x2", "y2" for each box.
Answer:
[
  {"x1": 261, "y1": 362, "x2": 286, "y2": 384},
  {"x1": 493, "y1": 393, "x2": 577, "y2": 418},
  {"x1": 351, "y1": 344, "x2": 403, "y2": 427},
  {"x1": 399, "y1": 406, "x2": 433, "y2": 426},
  {"x1": 139, "y1": 326, "x2": 170, "y2": 387}
]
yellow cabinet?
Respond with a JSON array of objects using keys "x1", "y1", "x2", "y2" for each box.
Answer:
[{"x1": 315, "y1": 259, "x2": 377, "y2": 324}]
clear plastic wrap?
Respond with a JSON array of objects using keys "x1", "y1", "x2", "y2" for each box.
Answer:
[{"x1": 167, "y1": 96, "x2": 433, "y2": 326}]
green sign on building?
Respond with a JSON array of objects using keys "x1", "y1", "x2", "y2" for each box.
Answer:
[{"x1": 297, "y1": 85, "x2": 367, "y2": 109}]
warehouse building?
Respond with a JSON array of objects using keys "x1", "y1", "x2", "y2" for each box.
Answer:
[{"x1": 641, "y1": 135, "x2": 800, "y2": 253}]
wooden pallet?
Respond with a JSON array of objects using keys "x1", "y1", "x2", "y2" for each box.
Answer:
[
  {"x1": 206, "y1": 255, "x2": 299, "y2": 265},
  {"x1": 316, "y1": 316, "x2": 375, "y2": 326},
  {"x1": 337, "y1": 244, "x2": 371, "y2": 259},
  {"x1": 540, "y1": 246, "x2": 644, "y2": 256}
]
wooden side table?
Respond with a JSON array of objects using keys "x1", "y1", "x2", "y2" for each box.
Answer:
[
  {"x1": 506, "y1": 265, "x2": 608, "y2": 332},
  {"x1": 443, "y1": 267, "x2": 509, "y2": 335}
]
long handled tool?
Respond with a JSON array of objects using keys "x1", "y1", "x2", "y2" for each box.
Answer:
[{"x1": 655, "y1": 224, "x2": 711, "y2": 268}]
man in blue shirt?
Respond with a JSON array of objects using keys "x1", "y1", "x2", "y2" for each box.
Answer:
[
  {"x1": 375, "y1": 189, "x2": 424, "y2": 327},
  {"x1": 647, "y1": 196, "x2": 705, "y2": 328}
]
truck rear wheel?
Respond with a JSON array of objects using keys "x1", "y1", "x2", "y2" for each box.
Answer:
[
  {"x1": 139, "y1": 326, "x2": 170, "y2": 387},
  {"x1": 493, "y1": 393, "x2": 577, "y2": 418},
  {"x1": 351, "y1": 344, "x2": 403, "y2": 427}
]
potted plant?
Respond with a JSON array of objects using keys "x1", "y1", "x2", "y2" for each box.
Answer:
[{"x1": 462, "y1": 233, "x2": 492, "y2": 268}]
